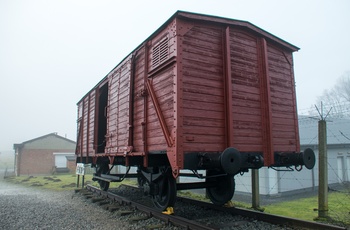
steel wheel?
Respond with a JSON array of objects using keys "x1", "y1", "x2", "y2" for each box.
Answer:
[
  {"x1": 151, "y1": 172, "x2": 177, "y2": 211},
  {"x1": 96, "y1": 164, "x2": 110, "y2": 191},
  {"x1": 206, "y1": 171, "x2": 235, "y2": 205}
]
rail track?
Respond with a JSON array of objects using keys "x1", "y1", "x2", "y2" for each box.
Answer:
[{"x1": 80, "y1": 184, "x2": 346, "y2": 230}]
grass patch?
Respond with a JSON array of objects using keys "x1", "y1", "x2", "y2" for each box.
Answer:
[
  {"x1": 264, "y1": 196, "x2": 318, "y2": 220},
  {"x1": 178, "y1": 189, "x2": 349, "y2": 227},
  {"x1": 177, "y1": 191, "x2": 210, "y2": 202},
  {"x1": 177, "y1": 190, "x2": 251, "y2": 209},
  {"x1": 5, "y1": 174, "x2": 135, "y2": 191},
  {"x1": 264, "y1": 190, "x2": 350, "y2": 227}
]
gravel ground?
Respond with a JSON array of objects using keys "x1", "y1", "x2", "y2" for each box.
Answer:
[
  {"x1": 0, "y1": 180, "x2": 131, "y2": 230},
  {"x1": 0, "y1": 169, "x2": 182, "y2": 230}
]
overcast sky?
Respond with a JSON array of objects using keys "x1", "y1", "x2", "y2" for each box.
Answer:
[{"x1": 1, "y1": 0, "x2": 349, "y2": 151}]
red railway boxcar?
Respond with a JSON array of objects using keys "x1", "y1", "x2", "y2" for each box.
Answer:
[{"x1": 76, "y1": 11, "x2": 315, "y2": 210}]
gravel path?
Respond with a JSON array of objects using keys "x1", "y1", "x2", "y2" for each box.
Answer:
[{"x1": 0, "y1": 179, "x2": 133, "y2": 230}]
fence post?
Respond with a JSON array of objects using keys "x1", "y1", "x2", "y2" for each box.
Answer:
[{"x1": 318, "y1": 119, "x2": 328, "y2": 218}]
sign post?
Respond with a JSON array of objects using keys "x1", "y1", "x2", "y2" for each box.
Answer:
[{"x1": 76, "y1": 163, "x2": 86, "y2": 189}]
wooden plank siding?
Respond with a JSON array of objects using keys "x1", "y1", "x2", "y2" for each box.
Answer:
[
  {"x1": 106, "y1": 56, "x2": 133, "y2": 153},
  {"x1": 182, "y1": 25, "x2": 226, "y2": 152},
  {"x1": 230, "y1": 29, "x2": 263, "y2": 152},
  {"x1": 76, "y1": 90, "x2": 96, "y2": 161},
  {"x1": 267, "y1": 44, "x2": 299, "y2": 152},
  {"x1": 146, "y1": 65, "x2": 175, "y2": 151},
  {"x1": 87, "y1": 91, "x2": 96, "y2": 155},
  {"x1": 132, "y1": 47, "x2": 146, "y2": 153}
]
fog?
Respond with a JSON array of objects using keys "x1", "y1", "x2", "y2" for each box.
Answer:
[{"x1": 1, "y1": 0, "x2": 349, "y2": 151}]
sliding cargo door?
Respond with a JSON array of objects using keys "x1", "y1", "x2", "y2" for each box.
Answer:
[
  {"x1": 76, "y1": 89, "x2": 96, "y2": 160},
  {"x1": 95, "y1": 82, "x2": 108, "y2": 154},
  {"x1": 105, "y1": 55, "x2": 133, "y2": 154}
]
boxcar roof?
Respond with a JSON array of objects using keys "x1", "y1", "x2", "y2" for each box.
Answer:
[
  {"x1": 175, "y1": 11, "x2": 299, "y2": 51},
  {"x1": 77, "y1": 10, "x2": 299, "y2": 103}
]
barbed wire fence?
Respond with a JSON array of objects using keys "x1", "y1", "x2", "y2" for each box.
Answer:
[{"x1": 235, "y1": 102, "x2": 350, "y2": 224}]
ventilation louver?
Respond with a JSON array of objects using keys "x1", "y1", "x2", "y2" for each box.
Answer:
[{"x1": 151, "y1": 37, "x2": 169, "y2": 69}]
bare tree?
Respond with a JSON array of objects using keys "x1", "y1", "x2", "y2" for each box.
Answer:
[
  {"x1": 335, "y1": 72, "x2": 350, "y2": 102},
  {"x1": 311, "y1": 72, "x2": 350, "y2": 118}
]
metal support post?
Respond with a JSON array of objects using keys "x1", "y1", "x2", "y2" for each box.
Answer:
[
  {"x1": 81, "y1": 175, "x2": 85, "y2": 189},
  {"x1": 252, "y1": 169, "x2": 260, "y2": 209},
  {"x1": 76, "y1": 175, "x2": 80, "y2": 188}
]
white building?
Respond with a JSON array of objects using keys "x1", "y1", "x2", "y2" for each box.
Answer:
[{"x1": 235, "y1": 116, "x2": 350, "y2": 195}]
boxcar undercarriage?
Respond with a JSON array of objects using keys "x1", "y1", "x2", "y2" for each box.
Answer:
[{"x1": 78, "y1": 146, "x2": 315, "y2": 210}]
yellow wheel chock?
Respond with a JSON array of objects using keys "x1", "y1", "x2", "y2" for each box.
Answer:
[
  {"x1": 162, "y1": 207, "x2": 174, "y2": 215},
  {"x1": 223, "y1": 200, "x2": 234, "y2": 207}
]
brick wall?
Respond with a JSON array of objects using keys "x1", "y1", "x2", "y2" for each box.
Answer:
[
  {"x1": 14, "y1": 133, "x2": 76, "y2": 176},
  {"x1": 18, "y1": 149, "x2": 76, "y2": 175},
  {"x1": 18, "y1": 149, "x2": 54, "y2": 175},
  {"x1": 67, "y1": 159, "x2": 76, "y2": 173}
]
